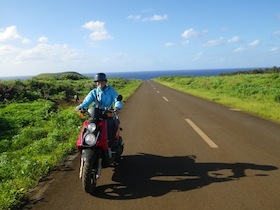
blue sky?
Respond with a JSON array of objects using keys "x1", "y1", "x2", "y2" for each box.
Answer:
[{"x1": 0, "y1": 0, "x2": 280, "y2": 77}]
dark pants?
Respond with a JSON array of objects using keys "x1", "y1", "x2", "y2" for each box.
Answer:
[{"x1": 106, "y1": 118, "x2": 117, "y2": 148}]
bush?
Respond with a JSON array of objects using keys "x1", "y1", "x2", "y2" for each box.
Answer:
[{"x1": 275, "y1": 95, "x2": 280, "y2": 103}]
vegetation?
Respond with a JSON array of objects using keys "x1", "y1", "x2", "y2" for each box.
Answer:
[
  {"x1": 219, "y1": 66, "x2": 280, "y2": 75},
  {"x1": 0, "y1": 72, "x2": 142, "y2": 210},
  {"x1": 0, "y1": 72, "x2": 139, "y2": 104},
  {"x1": 154, "y1": 70, "x2": 280, "y2": 123},
  {"x1": 0, "y1": 72, "x2": 90, "y2": 103}
]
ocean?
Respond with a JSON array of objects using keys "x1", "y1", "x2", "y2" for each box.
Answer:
[
  {"x1": 0, "y1": 68, "x2": 256, "y2": 81},
  {"x1": 89, "y1": 68, "x2": 254, "y2": 80}
]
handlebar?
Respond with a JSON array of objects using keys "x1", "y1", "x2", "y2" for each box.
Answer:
[{"x1": 77, "y1": 107, "x2": 118, "y2": 119}]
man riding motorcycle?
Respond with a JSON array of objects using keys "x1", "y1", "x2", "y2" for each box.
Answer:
[{"x1": 75, "y1": 73, "x2": 123, "y2": 157}]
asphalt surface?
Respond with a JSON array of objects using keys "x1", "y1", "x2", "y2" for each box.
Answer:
[{"x1": 27, "y1": 80, "x2": 280, "y2": 210}]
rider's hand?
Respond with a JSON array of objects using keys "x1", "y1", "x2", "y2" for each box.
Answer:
[
  {"x1": 113, "y1": 108, "x2": 119, "y2": 113},
  {"x1": 75, "y1": 107, "x2": 80, "y2": 112}
]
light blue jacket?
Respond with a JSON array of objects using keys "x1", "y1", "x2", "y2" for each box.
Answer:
[{"x1": 76, "y1": 85, "x2": 123, "y2": 110}]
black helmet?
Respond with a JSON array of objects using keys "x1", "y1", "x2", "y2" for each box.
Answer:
[{"x1": 94, "y1": 73, "x2": 107, "y2": 82}]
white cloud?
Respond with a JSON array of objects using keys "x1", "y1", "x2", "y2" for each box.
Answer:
[
  {"x1": 38, "y1": 36, "x2": 48, "y2": 43},
  {"x1": 142, "y1": 14, "x2": 168, "y2": 22},
  {"x1": 273, "y1": 30, "x2": 280, "y2": 36},
  {"x1": 17, "y1": 43, "x2": 84, "y2": 62},
  {"x1": 0, "y1": 26, "x2": 21, "y2": 41},
  {"x1": 193, "y1": 51, "x2": 204, "y2": 61},
  {"x1": 127, "y1": 14, "x2": 168, "y2": 22},
  {"x1": 233, "y1": 47, "x2": 247, "y2": 52},
  {"x1": 204, "y1": 37, "x2": 225, "y2": 47},
  {"x1": 270, "y1": 47, "x2": 278, "y2": 52},
  {"x1": 22, "y1": 38, "x2": 31, "y2": 44},
  {"x1": 0, "y1": 44, "x2": 22, "y2": 64},
  {"x1": 181, "y1": 40, "x2": 190, "y2": 46},
  {"x1": 0, "y1": 42, "x2": 87, "y2": 76},
  {"x1": 228, "y1": 36, "x2": 241, "y2": 43},
  {"x1": 0, "y1": 26, "x2": 84, "y2": 67},
  {"x1": 0, "y1": 44, "x2": 19, "y2": 54},
  {"x1": 181, "y1": 28, "x2": 199, "y2": 39},
  {"x1": 0, "y1": 25, "x2": 30, "y2": 44},
  {"x1": 248, "y1": 39, "x2": 261, "y2": 47},
  {"x1": 82, "y1": 21, "x2": 112, "y2": 41},
  {"x1": 127, "y1": 15, "x2": 141, "y2": 22},
  {"x1": 164, "y1": 42, "x2": 175, "y2": 47}
]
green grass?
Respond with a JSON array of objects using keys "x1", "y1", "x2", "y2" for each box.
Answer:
[
  {"x1": 0, "y1": 78, "x2": 142, "y2": 210},
  {"x1": 153, "y1": 73, "x2": 280, "y2": 123},
  {"x1": 0, "y1": 103, "x2": 82, "y2": 209}
]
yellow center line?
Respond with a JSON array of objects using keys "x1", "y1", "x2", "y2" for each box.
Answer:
[{"x1": 185, "y1": 118, "x2": 218, "y2": 148}]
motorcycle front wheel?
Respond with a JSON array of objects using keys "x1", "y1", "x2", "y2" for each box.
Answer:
[{"x1": 82, "y1": 151, "x2": 97, "y2": 194}]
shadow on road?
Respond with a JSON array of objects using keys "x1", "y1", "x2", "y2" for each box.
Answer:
[{"x1": 93, "y1": 153, "x2": 277, "y2": 199}]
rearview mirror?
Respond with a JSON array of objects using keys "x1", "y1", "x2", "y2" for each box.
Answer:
[{"x1": 117, "y1": 95, "x2": 123, "y2": 101}]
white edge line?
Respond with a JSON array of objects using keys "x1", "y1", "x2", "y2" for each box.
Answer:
[{"x1": 185, "y1": 118, "x2": 218, "y2": 148}]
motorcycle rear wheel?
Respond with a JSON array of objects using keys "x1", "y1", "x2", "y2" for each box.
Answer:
[{"x1": 82, "y1": 159, "x2": 97, "y2": 194}]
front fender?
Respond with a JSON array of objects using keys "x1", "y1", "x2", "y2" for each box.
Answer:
[
  {"x1": 81, "y1": 148, "x2": 96, "y2": 161},
  {"x1": 79, "y1": 148, "x2": 97, "y2": 179}
]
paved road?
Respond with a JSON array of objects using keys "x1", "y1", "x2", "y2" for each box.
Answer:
[{"x1": 28, "y1": 80, "x2": 280, "y2": 210}]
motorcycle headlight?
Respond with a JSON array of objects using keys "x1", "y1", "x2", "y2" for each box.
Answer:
[
  {"x1": 84, "y1": 134, "x2": 97, "y2": 146},
  {"x1": 87, "y1": 123, "x2": 96, "y2": 133}
]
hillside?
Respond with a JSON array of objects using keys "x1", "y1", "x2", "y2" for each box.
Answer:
[{"x1": 33, "y1": 71, "x2": 89, "y2": 80}]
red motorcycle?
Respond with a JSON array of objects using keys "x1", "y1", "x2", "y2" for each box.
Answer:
[{"x1": 76, "y1": 95, "x2": 124, "y2": 194}]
